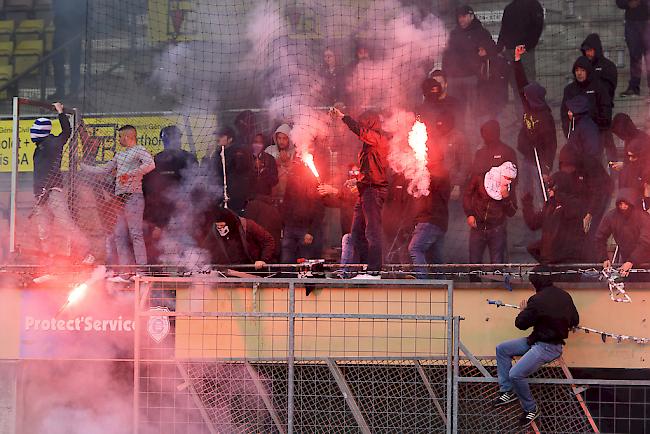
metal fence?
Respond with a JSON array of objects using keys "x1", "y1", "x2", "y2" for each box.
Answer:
[{"x1": 133, "y1": 277, "x2": 455, "y2": 434}]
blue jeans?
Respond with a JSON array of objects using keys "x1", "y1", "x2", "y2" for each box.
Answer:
[
  {"x1": 281, "y1": 226, "x2": 321, "y2": 263},
  {"x1": 408, "y1": 222, "x2": 445, "y2": 277},
  {"x1": 469, "y1": 223, "x2": 507, "y2": 264},
  {"x1": 350, "y1": 186, "x2": 387, "y2": 271},
  {"x1": 496, "y1": 337, "x2": 563, "y2": 412},
  {"x1": 114, "y1": 193, "x2": 148, "y2": 266}
]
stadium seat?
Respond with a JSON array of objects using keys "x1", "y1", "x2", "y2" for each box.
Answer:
[
  {"x1": 0, "y1": 41, "x2": 14, "y2": 65},
  {"x1": 0, "y1": 20, "x2": 15, "y2": 42},
  {"x1": 14, "y1": 39, "x2": 43, "y2": 75},
  {"x1": 15, "y1": 19, "x2": 45, "y2": 43}
]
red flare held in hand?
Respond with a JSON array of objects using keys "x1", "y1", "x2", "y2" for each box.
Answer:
[
  {"x1": 302, "y1": 153, "x2": 321, "y2": 183},
  {"x1": 407, "y1": 116, "x2": 430, "y2": 197}
]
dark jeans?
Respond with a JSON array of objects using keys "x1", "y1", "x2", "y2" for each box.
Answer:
[
  {"x1": 469, "y1": 223, "x2": 507, "y2": 264},
  {"x1": 408, "y1": 222, "x2": 445, "y2": 277},
  {"x1": 281, "y1": 226, "x2": 321, "y2": 263},
  {"x1": 625, "y1": 20, "x2": 650, "y2": 91},
  {"x1": 351, "y1": 186, "x2": 387, "y2": 271}
]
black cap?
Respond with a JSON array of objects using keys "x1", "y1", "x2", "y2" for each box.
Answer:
[{"x1": 456, "y1": 5, "x2": 474, "y2": 16}]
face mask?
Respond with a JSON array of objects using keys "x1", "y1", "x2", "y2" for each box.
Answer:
[{"x1": 216, "y1": 224, "x2": 230, "y2": 237}]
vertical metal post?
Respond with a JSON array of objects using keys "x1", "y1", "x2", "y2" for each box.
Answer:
[
  {"x1": 287, "y1": 282, "x2": 295, "y2": 434},
  {"x1": 9, "y1": 96, "x2": 19, "y2": 253},
  {"x1": 452, "y1": 317, "x2": 460, "y2": 434},
  {"x1": 133, "y1": 277, "x2": 142, "y2": 434},
  {"x1": 445, "y1": 281, "x2": 454, "y2": 434},
  {"x1": 68, "y1": 108, "x2": 80, "y2": 214}
]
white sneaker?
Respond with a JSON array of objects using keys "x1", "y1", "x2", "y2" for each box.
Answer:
[
  {"x1": 81, "y1": 254, "x2": 96, "y2": 265},
  {"x1": 107, "y1": 275, "x2": 132, "y2": 283},
  {"x1": 351, "y1": 273, "x2": 381, "y2": 280}
]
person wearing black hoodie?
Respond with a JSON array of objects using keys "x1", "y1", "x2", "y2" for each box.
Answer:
[
  {"x1": 513, "y1": 46, "x2": 557, "y2": 207},
  {"x1": 618, "y1": 135, "x2": 649, "y2": 203},
  {"x1": 497, "y1": 0, "x2": 544, "y2": 80},
  {"x1": 611, "y1": 113, "x2": 650, "y2": 170},
  {"x1": 560, "y1": 56, "x2": 613, "y2": 140},
  {"x1": 617, "y1": 0, "x2": 650, "y2": 96},
  {"x1": 495, "y1": 269, "x2": 579, "y2": 427},
  {"x1": 596, "y1": 188, "x2": 650, "y2": 279},
  {"x1": 418, "y1": 70, "x2": 461, "y2": 135},
  {"x1": 442, "y1": 5, "x2": 494, "y2": 134},
  {"x1": 472, "y1": 120, "x2": 518, "y2": 176}
]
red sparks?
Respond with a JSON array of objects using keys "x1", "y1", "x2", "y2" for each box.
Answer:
[{"x1": 302, "y1": 153, "x2": 321, "y2": 182}]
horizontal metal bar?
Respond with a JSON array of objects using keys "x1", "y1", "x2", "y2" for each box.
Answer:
[
  {"x1": 17, "y1": 98, "x2": 76, "y2": 115},
  {"x1": 137, "y1": 310, "x2": 450, "y2": 321},
  {"x1": 457, "y1": 377, "x2": 650, "y2": 386},
  {"x1": 137, "y1": 276, "x2": 454, "y2": 286},
  {"x1": 140, "y1": 356, "x2": 451, "y2": 363}
]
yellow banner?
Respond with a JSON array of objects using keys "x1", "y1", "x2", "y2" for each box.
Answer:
[{"x1": 0, "y1": 114, "x2": 217, "y2": 172}]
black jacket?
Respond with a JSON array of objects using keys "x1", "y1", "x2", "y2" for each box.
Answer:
[
  {"x1": 477, "y1": 44, "x2": 509, "y2": 115},
  {"x1": 442, "y1": 17, "x2": 494, "y2": 78},
  {"x1": 342, "y1": 113, "x2": 388, "y2": 189},
  {"x1": 595, "y1": 188, "x2": 650, "y2": 265},
  {"x1": 244, "y1": 195, "x2": 282, "y2": 261},
  {"x1": 32, "y1": 113, "x2": 72, "y2": 196},
  {"x1": 282, "y1": 161, "x2": 325, "y2": 233},
  {"x1": 463, "y1": 173, "x2": 517, "y2": 230},
  {"x1": 252, "y1": 151, "x2": 279, "y2": 197},
  {"x1": 472, "y1": 120, "x2": 519, "y2": 176},
  {"x1": 617, "y1": 0, "x2": 649, "y2": 21},
  {"x1": 618, "y1": 135, "x2": 649, "y2": 202},
  {"x1": 201, "y1": 142, "x2": 254, "y2": 214},
  {"x1": 413, "y1": 167, "x2": 451, "y2": 231},
  {"x1": 561, "y1": 56, "x2": 613, "y2": 136},
  {"x1": 514, "y1": 60, "x2": 557, "y2": 173},
  {"x1": 515, "y1": 284, "x2": 580, "y2": 345},
  {"x1": 497, "y1": 0, "x2": 545, "y2": 51},
  {"x1": 580, "y1": 33, "x2": 618, "y2": 100},
  {"x1": 612, "y1": 113, "x2": 650, "y2": 155},
  {"x1": 523, "y1": 171, "x2": 586, "y2": 264}
]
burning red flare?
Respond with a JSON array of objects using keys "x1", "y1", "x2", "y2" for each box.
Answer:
[
  {"x1": 302, "y1": 153, "x2": 321, "y2": 182},
  {"x1": 57, "y1": 282, "x2": 89, "y2": 315},
  {"x1": 407, "y1": 117, "x2": 430, "y2": 197}
]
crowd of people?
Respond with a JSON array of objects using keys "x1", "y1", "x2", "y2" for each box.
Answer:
[{"x1": 28, "y1": 2, "x2": 650, "y2": 281}]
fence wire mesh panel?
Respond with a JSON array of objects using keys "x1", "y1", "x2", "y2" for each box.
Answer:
[{"x1": 133, "y1": 277, "x2": 454, "y2": 434}]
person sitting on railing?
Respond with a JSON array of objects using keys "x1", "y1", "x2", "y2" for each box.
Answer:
[
  {"x1": 198, "y1": 206, "x2": 274, "y2": 270},
  {"x1": 494, "y1": 268, "x2": 579, "y2": 428},
  {"x1": 596, "y1": 187, "x2": 650, "y2": 280}
]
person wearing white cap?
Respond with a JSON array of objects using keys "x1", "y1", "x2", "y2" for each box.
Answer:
[{"x1": 31, "y1": 102, "x2": 93, "y2": 264}]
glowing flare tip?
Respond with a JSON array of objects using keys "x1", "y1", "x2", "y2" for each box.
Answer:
[
  {"x1": 67, "y1": 283, "x2": 88, "y2": 306},
  {"x1": 302, "y1": 153, "x2": 321, "y2": 181}
]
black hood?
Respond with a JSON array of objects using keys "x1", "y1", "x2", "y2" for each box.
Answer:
[
  {"x1": 572, "y1": 56, "x2": 594, "y2": 83},
  {"x1": 359, "y1": 110, "x2": 381, "y2": 130},
  {"x1": 480, "y1": 120, "x2": 501, "y2": 146},
  {"x1": 523, "y1": 81, "x2": 548, "y2": 111},
  {"x1": 529, "y1": 266, "x2": 554, "y2": 291},
  {"x1": 550, "y1": 171, "x2": 580, "y2": 204},
  {"x1": 559, "y1": 144, "x2": 579, "y2": 168},
  {"x1": 612, "y1": 113, "x2": 638, "y2": 140},
  {"x1": 580, "y1": 33, "x2": 604, "y2": 61},
  {"x1": 616, "y1": 188, "x2": 638, "y2": 208}
]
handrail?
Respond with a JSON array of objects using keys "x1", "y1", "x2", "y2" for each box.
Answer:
[{"x1": 0, "y1": 32, "x2": 82, "y2": 94}]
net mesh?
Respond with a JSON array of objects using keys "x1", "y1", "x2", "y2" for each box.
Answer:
[{"x1": 10, "y1": 0, "x2": 649, "y2": 268}]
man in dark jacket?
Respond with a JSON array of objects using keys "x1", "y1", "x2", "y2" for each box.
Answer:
[
  {"x1": 611, "y1": 112, "x2": 650, "y2": 164},
  {"x1": 198, "y1": 206, "x2": 275, "y2": 268},
  {"x1": 331, "y1": 107, "x2": 388, "y2": 275},
  {"x1": 408, "y1": 159, "x2": 451, "y2": 277},
  {"x1": 617, "y1": 0, "x2": 650, "y2": 96},
  {"x1": 497, "y1": 0, "x2": 544, "y2": 81},
  {"x1": 495, "y1": 270, "x2": 579, "y2": 427},
  {"x1": 618, "y1": 135, "x2": 649, "y2": 203},
  {"x1": 442, "y1": 5, "x2": 494, "y2": 134},
  {"x1": 476, "y1": 38, "x2": 509, "y2": 120},
  {"x1": 250, "y1": 133, "x2": 278, "y2": 197},
  {"x1": 32, "y1": 102, "x2": 91, "y2": 262},
  {"x1": 201, "y1": 126, "x2": 254, "y2": 215},
  {"x1": 472, "y1": 120, "x2": 518, "y2": 176},
  {"x1": 513, "y1": 46, "x2": 557, "y2": 207},
  {"x1": 281, "y1": 159, "x2": 325, "y2": 263},
  {"x1": 463, "y1": 161, "x2": 518, "y2": 263},
  {"x1": 596, "y1": 188, "x2": 650, "y2": 278},
  {"x1": 418, "y1": 71, "x2": 461, "y2": 133},
  {"x1": 560, "y1": 56, "x2": 613, "y2": 140}
]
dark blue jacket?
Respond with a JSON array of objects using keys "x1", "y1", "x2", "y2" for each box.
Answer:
[{"x1": 32, "y1": 113, "x2": 71, "y2": 197}]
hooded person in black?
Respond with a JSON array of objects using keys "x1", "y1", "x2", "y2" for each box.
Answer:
[
  {"x1": 560, "y1": 56, "x2": 613, "y2": 139},
  {"x1": 495, "y1": 268, "x2": 579, "y2": 426},
  {"x1": 513, "y1": 46, "x2": 557, "y2": 207},
  {"x1": 617, "y1": 0, "x2": 650, "y2": 96},
  {"x1": 618, "y1": 135, "x2": 649, "y2": 202},
  {"x1": 472, "y1": 120, "x2": 518, "y2": 176},
  {"x1": 497, "y1": 0, "x2": 544, "y2": 81},
  {"x1": 611, "y1": 113, "x2": 650, "y2": 166},
  {"x1": 418, "y1": 71, "x2": 461, "y2": 135},
  {"x1": 596, "y1": 187, "x2": 650, "y2": 278}
]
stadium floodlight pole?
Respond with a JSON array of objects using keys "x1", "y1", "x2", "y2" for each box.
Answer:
[
  {"x1": 533, "y1": 147, "x2": 548, "y2": 202},
  {"x1": 220, "y1": 145, "x2": 229, "y2": 208},
  {"x1": 9, "y1": 97, "x2": 19, "y2": 253}
]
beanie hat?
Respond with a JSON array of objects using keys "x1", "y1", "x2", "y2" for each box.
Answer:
[{"x1": 30, "y1": 118, "x2": 52, "y2": 142}]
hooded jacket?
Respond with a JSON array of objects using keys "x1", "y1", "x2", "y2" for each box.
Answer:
[
  {"x1": 561, "y1": 56, "x2": 613, "y2": 136},
  {"x1": 472, "y1": 120, "x2": 519, "y2": 176},
  {"x1": 515, "y1": 278, "x2": 580, "y2": 345},
  {"x1": 523, "y1": 170, "x2": 586, "y2": 264},
  {"x1": 342, "y1": 112, "x2": 389, "y2": 189},
  {"x1": 442, "y1": 16, "x2": 494, "y2": 78},
  {"x1": 580, "y1": 34, "x2": 618, "y2": 100},
  {"x1": 612, "y1": 113, "x2": 650, "y2": 155},
  {"x1": 616, "y1": 0, "x2": 649, "y2": 21},
  {"x1": 595, "y1": 188, "x2": 650, "y2": 265},
  {"x1": 497, "y1": 0, "x2": 545, "y2": 51},
  {"x1": 514, "y1": 59, "x2": 557, "y2": 172},
  {"x1": 32, "y1": 113, "x2": 72, "y2": 196},
  {"x1": 463, "y1": 171, "x2": 518, "y2": 230},
  {"x1": 619, "y1": 135, "x2": 649, "y2": 200},
  {"x1": 265, "y1": 124, "x2": 296, "y2": 200}
]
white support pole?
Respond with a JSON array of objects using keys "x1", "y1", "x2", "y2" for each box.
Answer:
[{"x1": 9, "y1": 97, "x2": 19, "y2": 253}]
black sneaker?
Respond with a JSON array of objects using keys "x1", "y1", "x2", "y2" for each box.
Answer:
[
  {"x1": 494, "y1": 391, "x2": 518, "y2": 407},
  {"x1": 620, "y1": 88, "x2": 640, "y2": 97},
  {"x1": 519, "y1": 407, "x2": 541, "y2": 426}
]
